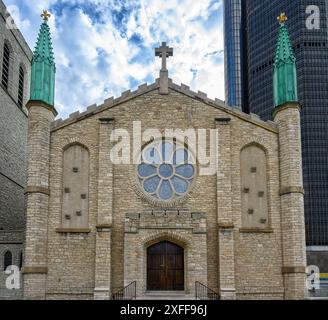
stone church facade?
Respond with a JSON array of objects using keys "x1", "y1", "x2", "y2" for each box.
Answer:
[{"x1": 22, "y1": 13, "x2": 307, "y2": 300}]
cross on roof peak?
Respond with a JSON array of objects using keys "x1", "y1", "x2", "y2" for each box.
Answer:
[{"x1": 155, "y1": 42, "x2": 173, "y2": 71}]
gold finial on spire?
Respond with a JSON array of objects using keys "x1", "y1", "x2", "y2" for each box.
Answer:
[
  {"x1": 277, "y1": 12, "x2": 287, "y2": 25},
  {"x1": 41, "y1": 9, "x2": 51, "y2": 21}
]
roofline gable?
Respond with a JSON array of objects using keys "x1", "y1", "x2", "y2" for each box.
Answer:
[{"x1": 51, "y1": 79, "x2": 277, "y2": 133}]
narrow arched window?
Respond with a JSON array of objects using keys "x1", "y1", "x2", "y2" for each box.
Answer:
[
  {"x1": 4, "y1": 251, "x2": 12, "y2": 271},
  {"x1": 18, "y1": 66, "x2": 25, "y2": 107},
  {"x1": 62, "y1": 144, "x2": 90, "y2": 228},
  {"x1": 240, "y1": 144, "x2": 269, "y2": 229},
  {"x1": 19, "y1": 251, "x2": 23, "y2": 269},
  {"x1": 2, "y1": 43, "x2": 10, "y2": 89}
]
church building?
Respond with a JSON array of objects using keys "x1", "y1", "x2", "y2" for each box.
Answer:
[{"x1": 22, "y1": 11, "x2": 307, "y2": 300}]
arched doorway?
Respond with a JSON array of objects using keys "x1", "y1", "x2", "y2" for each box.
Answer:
[{"x1": 147, "y1": 241, "x2": 184, "y2": 291}]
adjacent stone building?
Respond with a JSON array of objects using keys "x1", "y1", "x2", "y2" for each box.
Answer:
[
  {"x1": 22, "y1": 13, "x2": 307, "y2": 300},
  {"x1": 0, "y1": 0, "x2": 32, "y2": 299}
]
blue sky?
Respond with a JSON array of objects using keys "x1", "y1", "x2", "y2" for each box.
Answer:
[{"x1": 4, "y1": 0, "x2": 224, "y2": 119}]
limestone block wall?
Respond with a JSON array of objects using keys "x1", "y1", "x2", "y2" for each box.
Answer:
[
  {"x1": 44, "y1": 86, "x2": 286, "y2": 299},
  {"x1": 230, "y1": 118, "x2": 284, "y2": 299}
]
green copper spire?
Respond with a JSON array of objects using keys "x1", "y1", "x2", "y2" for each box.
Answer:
[
  {"x1": 273, "y1": 13, "x2": 298, "y2": 107},
  {"x1": 30, "y1": 10, "x2": 55, "y2": 106}
]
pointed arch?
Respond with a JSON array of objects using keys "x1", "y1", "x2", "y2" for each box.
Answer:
[
  {"x1": 3, "y1": 250, "x2": 12, "y2": 271},
  {"x1": 61, "y1": 142, "x2": 90, "y2": 228},
  {"x1": 18, "y1": 63, "x2": 26, "y2": 107},
  {"x1": 19, "y1": 251, "x2": 23, "y2": 270},
  {"x1": 141, "y1": 230, "x2": 191, "y2": 250},
  {"x1": 240, "y1": 142, "x2": 269, "y2": 229},
  {"x1": 1, "y1": 40, "x2": 12, "y2": 90}
]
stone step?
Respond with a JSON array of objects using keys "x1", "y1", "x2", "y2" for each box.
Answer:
[{"x1": 136, "y1": 291, "x2": 196, "y2": 300}]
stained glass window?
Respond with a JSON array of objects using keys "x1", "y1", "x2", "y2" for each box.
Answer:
[{"x1": 137, "y1": 140, "x2": 195, "y2": 201}]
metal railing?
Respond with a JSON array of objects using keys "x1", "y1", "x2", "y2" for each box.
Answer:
[
  {"x1": 195, "y1": 281, "x2": 220, "y2": 300},
  {"x1": 111, "y1": 281, "x2": 137, "y2": 300}
]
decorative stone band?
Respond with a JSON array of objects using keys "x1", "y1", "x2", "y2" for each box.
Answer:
[
  {"x1": 272, "y1": 101, "x2": 301, "y2": 119},
  {"x1": 218, "y1": 223, "x2": 234, "y2": 229},
  {"x1": 239, "y1": 228, "x2": 274, "y2": 234},
  {"x1": 282, "y1": 266, "x2": 306, "y2": 274},
  {"x1": 96, "y1": 224, "x2": 112, "y2": 232},
  {"x1": 26, "y1": 99, "x2": 58, "y2": 117},
  {"x1": 280, "y1": 186, "x2": 305, "y2": 196},
  {"x1": 55, "y1": 228, "x2": 91, "y2": 233},
  {"x1": 22, "y1": 266, "x2": 48, "y2": 275},
  {"x1": 25, "y1": 186, "x2": 50, "y2": 196}
]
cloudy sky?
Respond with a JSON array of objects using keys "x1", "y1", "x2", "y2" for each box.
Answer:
[{"x1": 4, "y1": 0, "x2": 224, "y2": 119}]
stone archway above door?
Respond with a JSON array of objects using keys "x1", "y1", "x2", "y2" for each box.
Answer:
[{"x1": 123, "y1": 210, "x2": 208, "y2": 296}]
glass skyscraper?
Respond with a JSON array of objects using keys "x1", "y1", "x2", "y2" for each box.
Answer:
[
  {"x1": 224, "y1": 0, "x2": 328, "y2": 269},
  {"x1": 223, "y1": 0, "x2": 249, "y2": 111}
]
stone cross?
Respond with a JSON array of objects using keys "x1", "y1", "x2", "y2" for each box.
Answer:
[{"x1": 155, "y1": 42, "x2": 173, "y2": 71}]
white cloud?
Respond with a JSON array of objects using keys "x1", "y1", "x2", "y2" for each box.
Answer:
[{"x1": 3, "y1": 0, "x2": 224, "y2": 119}]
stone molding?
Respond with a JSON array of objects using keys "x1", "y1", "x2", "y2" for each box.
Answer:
[
  {"x1": 25, "y1": 186, "x2": 50, "y2": 196},
  {"x1": 53, "y1": 136, "x2": 96, "y2": 154},
  {"x1": 125, "y1": 211, "x2": 206, "y2": 235},
  {"x1": 218, "y1": 223, "x2": 234, "y2": 229},
  {"x1": 26, "y1": 100, "x2": 58, "y2": 117},
  {"x1": 281, "y1": 266, "x2": 306, "y2": 274},
  {"x1": 139, "y1": 230, "x2": 192, "y2": 249},
  {"x1": 22, "y1": 267, "x2": 48, "y2": 274},
  {"x1": 272, "y1": 101, "x2": 301, "y2": 119},
  {"x1": 96, "y1": 224, "x2": 112, "y2": 232},
  {"x1": 280, "y1": 186, "x2": 305, "y2": 196},
  {"x1": 55, "y1": 228, "x2": 91, "y2": 234},
  {"x1": 239, "y1": 228, "x2": 274, "y2": 234}
]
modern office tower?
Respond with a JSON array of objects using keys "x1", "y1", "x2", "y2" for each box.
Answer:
[
  {"x1": 224, "y1": 0, "x2": 328, "y2": 272},
  {"x1": 223, "y1": 0, "x2": 248, "y2": 111},
  {"x1": 0, "y1": 0, "x2": 32, "y2": 299}
]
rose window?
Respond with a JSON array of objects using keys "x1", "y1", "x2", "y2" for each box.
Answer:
[{"x1": 137, "y1": 140, "x2": 196, "y2": 202}]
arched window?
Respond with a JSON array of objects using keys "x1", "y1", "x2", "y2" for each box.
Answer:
[
  {"x1": 240, "y1": 144, "x2": 269, "y2": 229},
  {"x1": 4, "y1": 251, "x2": 12, "y2": 271},
  {"x1": 1, "y1": 43, "x2": 10, "y2": 89},
  {"x1": 19, "y1": 251, "x2": 23, "y2": 269},
  {"x1": 62, "y1": 144, "x2": 90, "y2": 228},
  {"x1": 18, "y1": 66, "x2": 25, "y2": 107}
]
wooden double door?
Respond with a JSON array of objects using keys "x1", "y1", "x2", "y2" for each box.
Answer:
[{"x1": 147, "y1": 241, "x2": 184, "y2": 291}]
